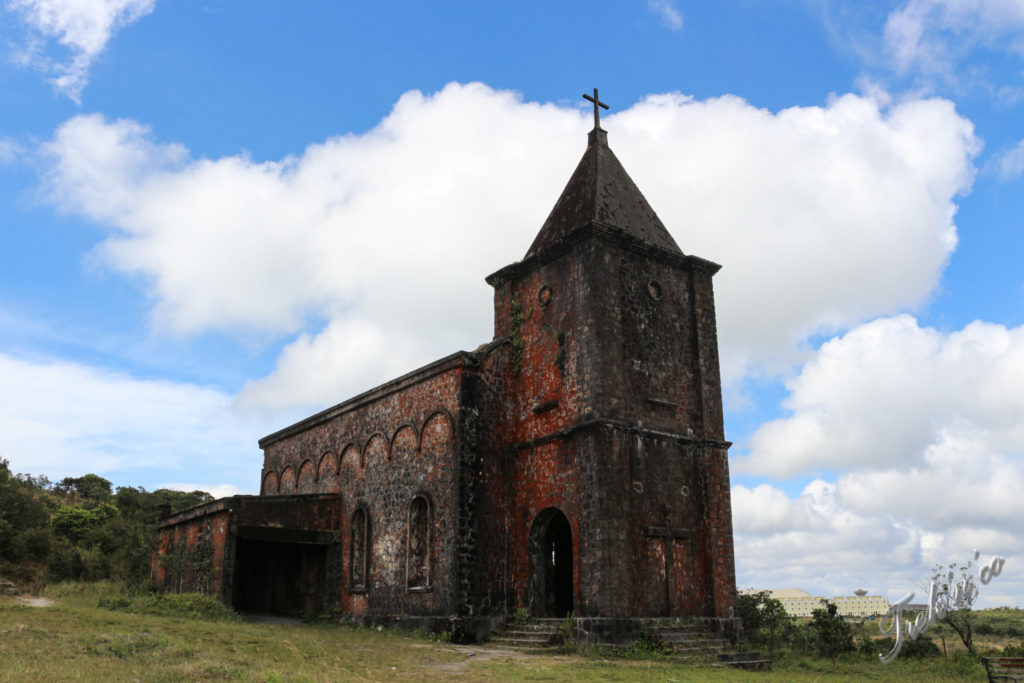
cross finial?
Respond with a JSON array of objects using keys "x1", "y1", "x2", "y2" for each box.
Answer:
[{"x1": 583, "y1": 88, "x2": 609, "y2": 131}]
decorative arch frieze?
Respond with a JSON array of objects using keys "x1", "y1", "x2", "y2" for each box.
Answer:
[
  {"x1": 261, "y1": 470, "x2": 279, "y2": 496},
  {"x1": 296, "y1": 459, "x2": 316, "y2": 493},
  {"x1": 279, "y1": 466, "x2": 296, "y2": 494},
  {"x1": 420, "y1": 410, "x2": 454, "y2": 459},
  {"x1": 340, "y1": 443, "x2": 361, "y2": 479},
  {"x1": 318, "y1": 451, "x2": 339, "y2": 493},
  {"x1": 363, "y1": 433, "x2": 388, "y2": 469},
  {"x1": 390, "y1": 424, "x2": 418, "y2": 463}
]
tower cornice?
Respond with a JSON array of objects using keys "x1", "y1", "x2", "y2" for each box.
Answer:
[{"x1": 486, "y1": 222, "x2": 720, "y2": 288}]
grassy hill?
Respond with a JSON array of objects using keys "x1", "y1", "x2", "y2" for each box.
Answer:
[{"x1": 1, "y1": 582, "x2": 1012, "y2": 681}]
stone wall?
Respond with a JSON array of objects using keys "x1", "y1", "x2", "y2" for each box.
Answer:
[
  {"x1": 152, "y1": 494, "x2": 343, "y2": 608},
  {"x1": 257, "y1": 354, "x2": 472, "y2": 619},
  {"x1": 151, "y1": 500, "x2": 231, "y2": 598},
  {"x1": 473, "y1": 226, "x2": 737, "y2": 622}
]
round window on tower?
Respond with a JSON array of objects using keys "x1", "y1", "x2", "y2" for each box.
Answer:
[
  {"x1": 538, "y1": 284, "x2": 553, "y2": 306},
  {"x1": 646, "y1": 280, "x2": 663, "y2": 302}
]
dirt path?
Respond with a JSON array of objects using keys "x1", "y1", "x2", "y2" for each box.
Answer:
[
  {"x1": 417, "y1": 644, "x2": 538, "y2": 674},
  {"x1": 14, "y1": 596, "x2": 54, "y2": 607}
]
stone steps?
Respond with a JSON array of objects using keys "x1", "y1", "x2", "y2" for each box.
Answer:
[
  {"x1": 486, "y1": 617, "x2": 567, "y2": 652},
  {"x1": 486, "y1": 616, "x2": 732, "y2": 656},
  {"x1": 645, "y1": 624, "x2": 731, "y2": 655}
]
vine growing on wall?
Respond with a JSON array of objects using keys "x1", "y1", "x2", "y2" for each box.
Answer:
[{"x1": 160, "y1": 534, "x2": 216, "y2": 595}]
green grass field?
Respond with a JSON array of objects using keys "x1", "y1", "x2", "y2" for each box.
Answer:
[{"x1": 0, "y1": 584, "x2": 1002, "y2": 681}]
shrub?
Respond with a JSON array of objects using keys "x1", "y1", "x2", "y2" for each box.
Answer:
[
  {"x1": 902, "y1": 636, "x2": 942, "y2": 658},
  {"x1": 17, "y1": 527, "x2": 52, "y2": 562},
  {"x1": 871, "y1": 635, "x2": 942, "y2": 659},
  {"x1": 48, "y1": 541, "x2": 85, "y2": 582},
  {"x1": 99, "y1": 592, "x2": 238, "y2": 621},
  {"x1": 809, "y1": 601, "x2": 854, "y2": 666},
  {"x1": 858, "y1": 635, "x2": 879, "y2": 656},
  {"x1": 631, "y1": 628, "x2": 672, "y2": 656},
  {"x1": 594, "y1": 628, "x2": 672, "y2": 659}
]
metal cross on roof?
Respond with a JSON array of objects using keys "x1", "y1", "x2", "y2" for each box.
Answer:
[{"x1": 583, "y1": 88, "x2": 609, "y2": 130}]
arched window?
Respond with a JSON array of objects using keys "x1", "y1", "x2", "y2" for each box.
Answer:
[
  {"x1": 406, "y1": 496, "x2": 431, "y2": 589},
  {"x1": 350, "y1": 508, "x2": 369, "y2": 591}
]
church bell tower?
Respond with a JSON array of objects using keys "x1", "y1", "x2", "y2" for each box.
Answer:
[{"x1": 482, "y1": 90, "x2": 737, "y2": 628}]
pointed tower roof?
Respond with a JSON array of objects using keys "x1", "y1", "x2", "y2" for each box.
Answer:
[{"x1": 526, "y1": 95, "x2": 682, "y2": 258}]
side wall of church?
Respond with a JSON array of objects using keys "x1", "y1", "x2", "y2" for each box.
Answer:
[{"x1": 258, "y1": 363, "x2": 469, "y2": 619}]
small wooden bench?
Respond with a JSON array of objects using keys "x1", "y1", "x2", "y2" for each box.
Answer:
[{"x1": 984, "y1": 657, "x2": 1024, "y2": 682}]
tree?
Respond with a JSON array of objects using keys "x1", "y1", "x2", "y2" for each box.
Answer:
[
  {"x1": 50, "y1": 504, "x2": 117, "y2": 543},
  {"x1": 735, "y1": 589, "x2": 789, "y2": 653},
  {"x1": 0, "y1": 461, "x2": 215, "y2": 586},
  {"x1": 736, "y1": 590, "x2": 766, "y2": 643},
  {"x1": 56, "y1": 474, "x2": 112, "y2": 502},
  {"x1": 114, "y1": 486, "x2": 214, "y2": 525},
  {"x1": 932, "y1": 561, "x2": 978, "y2": 655},
  {"x1": 0, "y1": 459, "x2": 51, "y2": 563},
  {"x1": 761, "y1": 595, "x2": 787, "y2": 655},
  {"x1": 809, "y1": 601, "x2": 854, "y2": 666}
]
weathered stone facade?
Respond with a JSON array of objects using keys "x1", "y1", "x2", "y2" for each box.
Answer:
[{"x1": 153, "y1": 123, "x2": 738, "y2": 642}]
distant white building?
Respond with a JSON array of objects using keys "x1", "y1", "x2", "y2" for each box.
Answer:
[{"x1": 740, "y1": 588, "x2": 891, "y2": 618}]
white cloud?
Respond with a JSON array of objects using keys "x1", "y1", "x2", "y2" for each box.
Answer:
[
  {"x1": 730, "y1": 314, "x2": 1024, "y2": 604},
  {"x1": 837, "y1": 434, "x2": 1024, "y2": 534},
  {"x1": 883, "y1": 0, "x2": 1024, "y2": 85},
  {"x1": 6, "y1": 0, "x2": 156, "y2": 102},
  {"x1": 732, "y1": 478, "x2": 1023, "y2": 607},
  {"x1": 741, "y1": 315, "x2": 1024, "y2": 478},
  {"x1": 37, "y1": 84, "x2": 979, "y2": 411},
  {"x1": 999, "y1": 139, "x2": 1024, "y2": 178},
  {"x1": 647, "y1": 0, "x2": 683, "y2": 31},
  {"x1": 235, "y1": 318, "x2": 423, "y2": 412},
  {"x1": 733, "y1": 479, "x2": 926, "y2": 596},
  {"x1": 0, "y1": 351, "x2": 267, "y2": 491},
  {"x1": 615, "y1": 92, "x2": 977, "y2": 380},
  {"x1": 731, "y1": 482, "x2": 828, "y2": 535}
]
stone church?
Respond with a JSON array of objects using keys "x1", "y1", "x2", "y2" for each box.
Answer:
[{"x1": 153, "y1": 95, "x2": 738, "y2": 643}]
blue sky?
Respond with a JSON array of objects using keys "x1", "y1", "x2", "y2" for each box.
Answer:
[{"x1": 1, "y1": 1, "x2": 1022, "y2": 606}]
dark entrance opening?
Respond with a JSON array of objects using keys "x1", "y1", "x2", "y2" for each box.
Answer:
[
  {"x1": 529, "y1": 508, "x2": 574, "y2": 617},
  {"x1": 232, "y1": 527, "x2": 337, "y2": 615}
]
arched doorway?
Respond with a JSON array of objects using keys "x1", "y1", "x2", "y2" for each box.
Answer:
[{"x1": 529, "y1": 508, "x2": 574, "y2": 617}]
